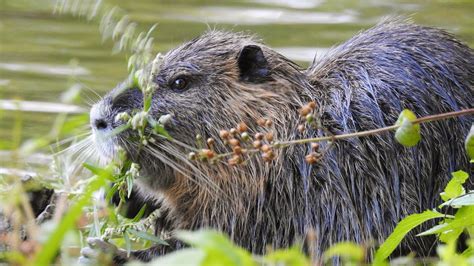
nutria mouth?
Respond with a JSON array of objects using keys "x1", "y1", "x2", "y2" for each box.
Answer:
[{"x1": 90, "y1": 19, "x2": 473, "y2": 262}]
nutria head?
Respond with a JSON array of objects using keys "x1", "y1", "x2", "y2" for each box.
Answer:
[{"x1": 91, "y1": 31, "x2": 311, "y2": 195}]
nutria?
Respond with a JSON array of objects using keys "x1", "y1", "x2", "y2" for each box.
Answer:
[{"x1": 86, "y1": 19, "x2": 473, "y2": 263}]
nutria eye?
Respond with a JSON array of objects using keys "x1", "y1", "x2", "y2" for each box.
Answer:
[{"x1": 170, "y1": 76, "x2": 189, "y2": 91}]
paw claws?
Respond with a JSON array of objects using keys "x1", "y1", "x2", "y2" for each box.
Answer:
[{"x1": 80, "y1": 247, "x2": 97, "y2": 258}]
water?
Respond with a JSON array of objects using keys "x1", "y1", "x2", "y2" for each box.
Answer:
[{"x1": 0, "y1": 0, "x2": 473, "y2": 168}]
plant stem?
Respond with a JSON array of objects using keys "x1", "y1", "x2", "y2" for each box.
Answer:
[{"x1": 276, "y1": 108, "x2": 474, "y2": 147}]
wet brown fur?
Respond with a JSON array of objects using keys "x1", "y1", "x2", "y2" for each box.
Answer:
[{"x1": 91, "y1": 19, "x2": 474, "y2": 263}]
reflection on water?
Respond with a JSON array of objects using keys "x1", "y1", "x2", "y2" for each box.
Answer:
[
  {"x1": 165, "y1": 7, "x2": 357, "y2": 25},
  {"x1": 0, "y1": 99, "x2": 85, "y2": 113},
  {"x1": 0, "y1": 62, "x2": 90, "y2": 76},
  {"x1": 250, "y1": 0, "x2": 324, "y2": 9},
  {"x1": 0, "y1": 0, "x2": 473, "y2": 151}
]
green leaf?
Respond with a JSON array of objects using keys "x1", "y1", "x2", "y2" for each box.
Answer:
[
  {"x1": 126, "y1": 175, "x2": 134, "y2": 198},
  {"x1": 132, "y1": 70, "x2": 141, "y2": 89},
  {"x1": 462, "y1": 246, "x2": 474, "y2": 257},
  {"x1": 465, "y1": 124, "x2": 474, "y2": 160},
  {"x1": 439, "y1": 227, "x2": 463, "y2": 244},
  {"x1": 264, "y1": 246, "x2": 310, "y2": 266},
  {"x1": 417, "y1": 222, "x2": 464, "y2": 244},
  {"x1": 374, "y1": 210, "x2": 444, "y2": 263},
  {"x1": 417, "y1": 223, "x2": 449, "y2": 236},
  {"x1": 323, "y1": 242, "x2": 365, "y2": 263},
  {"x1": 154, "y1": 124, "x2": 172, "y2": 140},
  {"x1": 440, "y1": 171, "x2": 469, "y2": 202},
  {"x1": 441, "y1": 192, "x2": 474, "y2": 207},
  {"x1": 418, "y1": 206, "x2": 474, "y2": 236},
  {"x1": 394, "y1": 109, "x2": 421, "y2": 147},
  {"x1": 176, "y1": 230, "x2": 255, "y2": 266},
  {"x1": 144, "y1": 95, "x2": 152, "y2": 111},
  {"x1": 124, "y1": 231, "x2": 132, "y2": 257},
  {"x1": 0, "y1": 251, "x2": 28, "y2": 265},
  {"x1": 131, "y1": 204, "x2": 147, "y2": 223},
  {"x1": 107, "y1": 123, "x2": 130, "y2": 137},
  {"x1": 126, "y1": 228, "x2": 168, "y2": 245},
  {"x1": 147, "y1": 116, "x2": 172, "y2": 140},
  {"x1": 118, "y1": 185, "x2": 127, "y2": 203},
  {"x1": 83, "y1": 163, "x2": 114, "y2": 181},
  {"x1": 147, "y1": 248, "x2": 206, "y2": 266},
  {"x1": 105, "y1": 183, "x2": 119, "y2": 203}
]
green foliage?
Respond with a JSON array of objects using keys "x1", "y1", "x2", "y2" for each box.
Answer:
[
  {"x1": 441, "y1": 193, "x2": 474, "y2": 207},
  {"x1": 147, "y1": 230, "x2": 310, "y2": 266},
  {"x1": 264, "y1": 246, "x2": 310, "y2": 266},
  {"x1": 134, "y1": 249, "x2": 207, "y2": 266},
  {"x1": 374, "y1": 170, "x2": 474, "y2": 265},
  {"x1": 127, "y1": 228, "x2": 168, "y2": 246},
  {"x1": 394, "y1": 109, "x2": 421, "y2": 147},
  {"x1": 373, "y1": 210, "x2": 445, "y2": 263},
  {"x1": 441, "y1": 170, "x2": 469, "y2": 202},
  {"x1": 323, "y1": 242, "x2": 365, "y2": 264},
  {"x1": 175, "y1": 230, "x2": 256, "y2": 266},
  {"x1": 466, "y1": 124, "x2": 474, "y2": 161},
  {"x1": 34, "y1": 173, "x2": 107, "y2": 265}
]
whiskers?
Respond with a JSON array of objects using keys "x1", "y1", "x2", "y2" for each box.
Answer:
[
  {"x1": 52, "y1": 113, "x2": 223, "y2": 199},
  {"x1": 143, "y1": 134, "x2": 223, "y2": 196},
  {"x1": 52, "y1": 131, "x2": 103, "y2": 187},
  {"x1": 69, "y1": 79, "x2": 103, "y2": 107}
]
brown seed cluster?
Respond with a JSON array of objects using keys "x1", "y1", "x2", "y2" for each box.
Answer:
[
  {"x1": 298, "y1": 100, "x2": 317, "y2": 133},
  {"x1": 186, "y1": 101, "x2": 327, "y2": 166},
  {"x1": 188, "y1": 118, "x2": 278, "y2": 166},
  {"x1": 221, "y1": 120, "x2": 277, "y2": 165},
  {"x1": 219, "y1": 122, "x2": 250, "y2": 165},
  {"x1": 257, "y1": 118, "x2": 273, "y2": 128},
  {"x1": 298, "y1": 101, "x2": 327, "y2": 165},
  {"x1": 305, "y1": 142, "x2": 322, "y2": 164}
]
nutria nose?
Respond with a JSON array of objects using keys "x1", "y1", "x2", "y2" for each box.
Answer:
[{"x1": 94, "y1": 119, "x2": 108, "y2": 130}]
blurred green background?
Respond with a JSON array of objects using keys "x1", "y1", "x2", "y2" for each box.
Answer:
[{"x1": 0, "y1": 0, "x2": 473, "y2": 163}]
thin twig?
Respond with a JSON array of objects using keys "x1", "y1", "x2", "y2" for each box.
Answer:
[{"x1": 276, "y1": 108, "x2": 474, "y2": 147}]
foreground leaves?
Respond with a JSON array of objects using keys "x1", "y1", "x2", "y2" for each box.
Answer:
[
  {"x1": 466, "y1": 124, "x2": 474, "y2": 161},
  {"x1": 440, "y1": 170, "x2": 469, "y2": 202},
  {"x1": 176, "y1": 230, "x2": 255, "y2": 266},
  {"x1": 323, "y1": 242, "x2": 365, "y2": 264},
  {"x1": 146, "y1": 230, "x2": 310, "y2": 266},
  {"x1": 373, "y1": 210, "x2": 444, "y2": 263},
  {"x1": 33, "y1": 174, "x2": 107, "y2": 265}
]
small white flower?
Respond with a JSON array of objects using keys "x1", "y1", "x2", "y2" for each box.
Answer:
[
  {"x1": 158, "y1": 114, "x2": 173, "y2": 125},
  {"x1": 128, "y1": 163, "x2": 140, "y2": 178},
  {"x1": 130, "y1": 111, "x2": 148, "y2": 129},
  {"x1": 114, "y1": 112, "x2": 131, "y2": 123}
]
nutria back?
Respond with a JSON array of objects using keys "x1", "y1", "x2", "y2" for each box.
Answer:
[
  {"x1": 90, "y1": 19, "x2": 473, "y2": 261},
  {"x1": 304, "y1": 20, "x2": 473, "y2": 256}
]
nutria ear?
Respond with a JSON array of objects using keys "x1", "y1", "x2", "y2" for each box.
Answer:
[{"x1": 237, "y1": 45, "x2": 270, "y2": 83}]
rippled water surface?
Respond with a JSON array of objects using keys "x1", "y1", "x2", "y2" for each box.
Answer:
[{"x1": 1, "y1": 0, "x2": 473, "y2": 163}]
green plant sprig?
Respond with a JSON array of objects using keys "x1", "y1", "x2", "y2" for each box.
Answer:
[
  {"x1": 187, "y1": 108, "x2": 473, "y2": 167},
  {"x1": 276, "y1": 108, "x2": 473, "y2": 147}
]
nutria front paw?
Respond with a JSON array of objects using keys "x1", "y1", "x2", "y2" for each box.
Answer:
[
  {"x1": 78, "y1": 237, "x2": 130, "y2": 265},
  {"x1": 35, "y1": 204, "x2": 55, "y2": 224}
]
